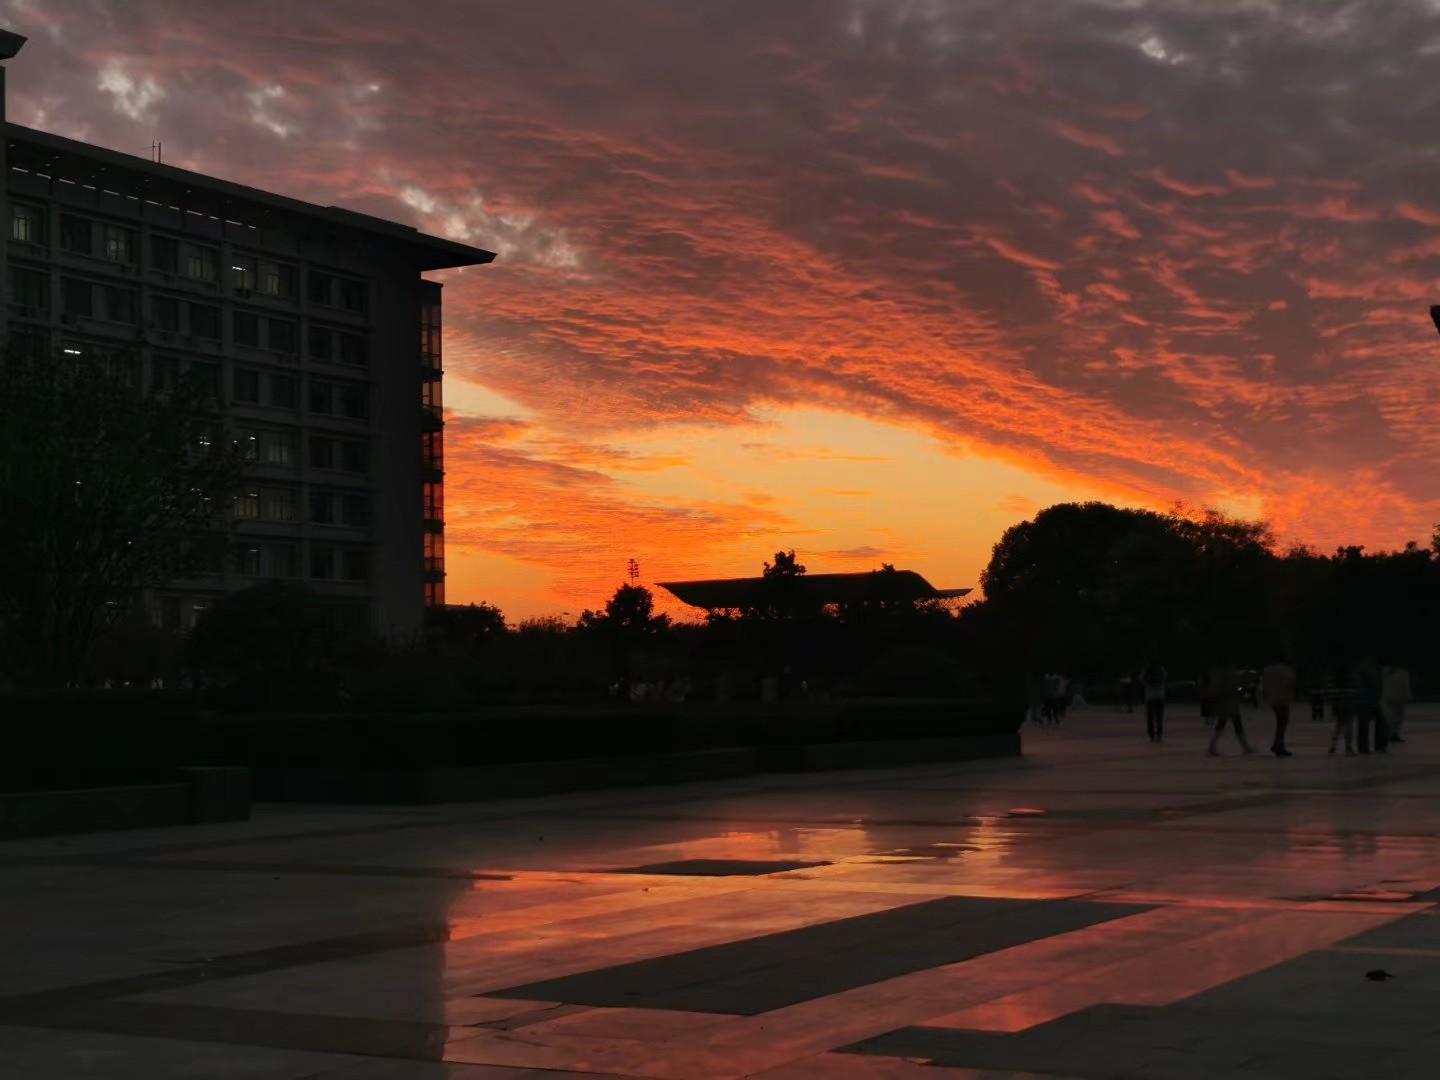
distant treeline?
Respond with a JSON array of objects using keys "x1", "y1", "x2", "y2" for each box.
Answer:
[{"x1": 59, "y1": 502, "x2": 1440, "y2": 708}]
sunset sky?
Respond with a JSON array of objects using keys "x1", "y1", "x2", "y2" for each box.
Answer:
[{"x1": 9, "y1": 0, "x2": 1440, "y2": 619}]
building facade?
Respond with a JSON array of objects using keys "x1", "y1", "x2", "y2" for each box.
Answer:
[{"x1": 0, "y1": 38, "x2": 494, "y2": 639}]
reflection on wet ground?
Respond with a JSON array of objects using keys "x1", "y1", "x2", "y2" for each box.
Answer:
[{"x1": 3, "y1": 705, "x2": 1440, "y2": 1076}]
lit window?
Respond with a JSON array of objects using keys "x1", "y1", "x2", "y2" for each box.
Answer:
[
  {"x1": 186, "y1": 247, "x2": 217, "y2": 281},
  {"x1": 11, "y1": 204, "x2": 42, "y2": 244},
  {"x1": 232, "y1": 259, "x2": 254, "y2": 290},
  {"x1": 264, "y1": 432, "x2": 294, "y2": 465},
  {"x1": 234, "y1": 491, "x2": 260, "y2": 519},
  {"x1": 263, "y1": 487, "x2": 296, "y2": 522},
  {"x1": 261, "y1": 262, "x2": 294, "y2": 298},
  {"x1": 103, "y1": 225, "x2": 134, "y2": 263}
]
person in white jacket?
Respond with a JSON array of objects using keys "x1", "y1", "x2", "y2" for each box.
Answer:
[{"x1": 1382, "y1": 664, "x2": 1413, "y2": 743}]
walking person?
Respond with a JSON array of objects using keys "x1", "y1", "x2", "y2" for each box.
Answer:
[
  {"x1": 1142, "y1": 659, "x2": 1167, "y2": 743},
  {"x1": 1208, "y1": 660, "x2": 1255, "y2": 756},
  {"x1": 1327, "y1": 661, "x2": 1357, "y2": 756},
  {"x1": 1354, "y1": 656, "x2": 1386, "y2": 754},
  {"x1": 1261, "y1": 653, "x2": 1297, "y2": 757},
  {"x1": 1382, "y1": 662, "x2": 1412, "y2": 743}
]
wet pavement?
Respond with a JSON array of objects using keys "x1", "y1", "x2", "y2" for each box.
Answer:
[{"x1": 2, "y1": 704, "x2": 1439, "y2": 1077}]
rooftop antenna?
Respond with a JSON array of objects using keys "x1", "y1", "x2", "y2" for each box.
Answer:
[
  {"x1": 148, "y1": 140, "x2": 162, "y2": 164},
  {"x1": 626, "y1": 558, "x2": 640, "y2": 585}
]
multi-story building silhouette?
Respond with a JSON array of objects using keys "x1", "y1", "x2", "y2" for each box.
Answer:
[{"x1": 0, "y1": 30, "x2": 493, "y2": 640}]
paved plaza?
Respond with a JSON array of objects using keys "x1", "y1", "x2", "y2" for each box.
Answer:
[{"x1": 3, "y1": 705, "x2": 1440, "y2": 1078}]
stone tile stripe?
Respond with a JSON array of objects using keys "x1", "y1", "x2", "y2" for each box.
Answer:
[
  {"x1": 608, "y1": 858, "x2": 831, "y2": 876},
  {"x1": 495, "y1": 896, "x2": 1149, "y2": 1015}
]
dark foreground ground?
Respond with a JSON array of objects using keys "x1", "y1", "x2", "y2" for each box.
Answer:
[{"x1": 1, "y1": 704, "x2": 1438, "y2": 1078}]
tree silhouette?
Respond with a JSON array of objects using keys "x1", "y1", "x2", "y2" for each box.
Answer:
[
  {"x1": 0, "y1": 345, "x2": 243, "y2": 686},
  {"x1": 763, "y1": 549, "x2": 806, "y2": 577},
  {"x1": 578, "y1": 584, "x2": 670, "y2": 635}
]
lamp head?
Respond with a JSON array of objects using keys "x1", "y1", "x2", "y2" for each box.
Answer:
[{"x1": 0, "y1": 30, "x2": 26, "y2": 61}]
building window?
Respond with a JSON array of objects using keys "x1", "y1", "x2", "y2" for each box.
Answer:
[
  {"x1": 235, "y1": 431, "x2": 260, "y2": 461},
  {"x1": 309, "y1": 544, "x2": 335, "y2": 580},
  {"x1": 150, "y1": 355, "x2": 179, "y2": 394},
  {"x1": 102, "y1": 284, "x2": 137, "y2": 323},
  {"x1": 338, "y1": 382, "x2": 368, "y2": 420},
  {"x1": 263, "y1": 431, "x2": 295, "y2": 465},
  {"x1": 338, "y1": 332, "x2": 367, "y2": 366},
  {"x1": 151, "y1": 235, "x2": 179, "y2": 273},
  {"x1": 341, "y1": 548, "x2": 370, "y2": 582},
  {"x1": 158, "y1": 595, "x2": 181, "y2": 631},
  {"x1": 341, "y1": 493, "x2": 371, "y2": 527},
  {"x1": 233, "y1": 368, "x2": 261, "y2": 404},
  {"x1": 61, "y1": 278, "x2": 92, "y2": 318},
  {"x1": 187, "y1": 361, "x2": 221, "y2": 398},
  {"x1": 190, "y1": 303, "x2": 221, "y2": 340},
  {"x1": 266, "y1": 543, "x2": 299, "y2": 577},
  {"x1": 11, "y1": 203, "x2": 43, "y2": 244},
  {"x1": 308, "y1": 324, "x2": 332, "y2": 361},
  {"x1": 186, "y1": 246, "x2": 217, "y2": 282},
  {"x1": 233, "y1": 310, "x2": 260, "y2": 347},
  {"x1": 268, "y1": 318, "x2": 297, "y2": 354},
  {"x1": 153, "y1": 296, "x2": 181, "y2": 332},
  {"x1": 340, "y1": 441, "x2": 369, "y2": 474},
  {"x1": 8, "y1": 266, "x2": 48, "y2": 309},
  {"x1": 234, "y1": 491, "x2": 260, "y2": 520},
  {"x1": 59, "y1": 214, "x2": 91, "y2": 254},
  {"x1": 261, "y1": 262, "x2": 295, "y2": 299},
  {"x1": 308, "y1": 380, "x2": 334, "y2": 415},
  {"x1": 309, "y1": 490, "x2": 335, "y2": 524},
  {"x1": 308, "y1": 271, "x2": 334, "y2": 306},
  {"x1": 269, "y1": 373, "x2": 297, "y2": 408},
  {"x1": 263, "y1": 487, "x2": 296, "y2": 522},
  {"x1": 309, "y1": 436, "x2": 334, "y2": 470},
  {"x1": 103, "y1": 224, "x2": 135, "y2": 263},
  {"x1": 235, "y1": 545, "x2": 261, "y2": 576},
  {"x1": 231, "y1": 257, "x2": 255, "y2": 291},
  {"x1": 340, "y1": 279, "x2": 368, "y2": 314}
]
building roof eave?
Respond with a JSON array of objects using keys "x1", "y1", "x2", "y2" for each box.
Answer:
[{"x1": 4, "y1": 122, "x2": 496, "y2": 270}]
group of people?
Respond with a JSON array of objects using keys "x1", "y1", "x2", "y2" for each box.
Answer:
[
  {"x1": 1026, "y1": 671, "x2": 1085, "y2": 726},
  {"x1": 1116, "y1": 656, "x2": 1414, "y2": 757}
]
